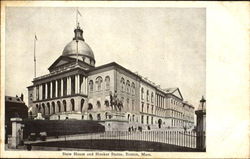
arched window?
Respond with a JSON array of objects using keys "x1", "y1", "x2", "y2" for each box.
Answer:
[
  {"x1": 89, "y1": 114, "x2": 93, "y2": 120},
  {"x1": 126, "y1": 80, "x2": 130, "y2": 93},
  {"x1": 88, "y1": 103, "x2": 93, "y2": 110},
  {"x1": 147, "y1": 90, "x2": 149, "y2": 101},
  {"x1": 95, "y1": 76, "x2": 103, "y2": 91},
  {"x1": 141, "y1": 87, "x2": 144, "y2": 100},
  {"x1": 36, "y1": 104, "x2": 39, "y2": 113},
  {"x1": 151, "y1": 92, "x2": 154, "y2": 103},
  {"x1": 105, "y1": 76, "x2": 110, "y2": 90},
  {"x1": 104, "y1": 100, "x2": 109, "y2": 107},
  {"x1": 42, "y1": 104, "x2": 45, "y2": 115},
  {"x1": 127, "y1": 98, "x2": 129, "y2": 109},
  {"x1": 57, "y1": 101, "x2": 61, "y2": 113},
  {"x1": 120, "y1": 77, "x2": 125, "y2": 92},
  {"x1": 63, "y1": 100, "x2": 66, "y2": 112},
  {"x1": 131, "y1": 82, "x2": 135, "y2": 95},
  {"x1": 132, "y1": 115, "x2": 135, "y2": 122},
  {"x1": 52, "y1": 102, "x2": 55, "y2": 114},
  {"x1": 81, "y1": 99, "x2": 84, "y2": 112},
  {"x1": 47, "y1": 103, "x2": 50, "y2": 115},
  {"x1": 97, "y1": 114, "x2": 101, "y2": 120},
  {"x1": 105, "y1": 112, "x2": 108, "y2": 119},
  {"x1": 97, "y1": 101, "x2": 101, "y2": 108},
  {"x1": 70, "y1": 99, "x2": 75, "y2": 111},
  {"x1": 89, "y1": 80, "x2": 94, "y2": 92},
  {"x1": 128, "y1": 114, "x2": 130, "y2": 121}
]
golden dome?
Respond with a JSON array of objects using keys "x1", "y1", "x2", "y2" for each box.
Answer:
[{"x1": 62, "y1": 40, "x2": 95, "y2": 60}]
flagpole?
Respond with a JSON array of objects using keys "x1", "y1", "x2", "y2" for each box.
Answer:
[
  {"x1": 34, "y1": 35, "x2": 37, "y2": 78},
  {"x1": 76, "y1": 9, "x2": 79, "y2": 65}
]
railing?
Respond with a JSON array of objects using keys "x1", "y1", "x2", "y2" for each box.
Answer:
[
  {"x1": 25, "y1": 130, "x2": 198, "y2": 149},
  {"x1": 58, "y1": 130, "x2": 197, "y2": 149}
]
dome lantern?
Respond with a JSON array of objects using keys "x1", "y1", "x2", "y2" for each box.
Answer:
[
  {"x1": 73, "y1": 23, "x2": 84, "y2": 41},
  {"x1": 62, "y1": 23, "x2": 95, "y2": 67}
]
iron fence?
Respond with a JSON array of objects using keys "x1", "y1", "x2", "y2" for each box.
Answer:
[{"x1": 62, "y1": 130, "x2": 197, "y2": 148}]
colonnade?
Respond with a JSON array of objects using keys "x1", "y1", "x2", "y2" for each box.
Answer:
[{"x1": 34, "y1": 74, "x2": 88, "y2": 101}]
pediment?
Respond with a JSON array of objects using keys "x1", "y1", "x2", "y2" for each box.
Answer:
[
  {"x1": 48, "y1": 56, "x2": 75, "y2": 72},
  {"x1": 172, "y1": 88, "x2": 183, "y2": 100}
]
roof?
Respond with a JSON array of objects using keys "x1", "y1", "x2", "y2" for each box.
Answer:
[
  {"x1": 164, "y1": 87, "x2": 178, "y2": 93},
  {"x1": 5, "y1": 96, "x2": 24, "y2": 103}
]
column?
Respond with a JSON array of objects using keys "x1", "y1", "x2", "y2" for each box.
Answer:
[
  {"x1": 45, "y1": 83, "x2": 47, "y2": 99},
  {"x1": 67, "y1": 77, "x2": 69, "y2": 95},
  {"x1": 61, "y1": 79, "x2": 64, "y2": 96},
  {"x1": 85, "y1": 77, "x2": 87, "y2": 95},
  {"x1": 82, "y1": 77, "x2": 86, "y2": 94},
  {"x1": 55, "y1": 80, "x2": 58, "y2": 97},
  {"x1": 75, "y1": 75, "x2": 79, "y2": 94},
  {"x1": 39, "y1": 85, "x2": 42, "y2": 100},
  {"x1": 33, "y1": 86, "x2": 36, "y2": 101},
  {"x1": 50, "y1": 82, "x2": 53, "y2": 98},
  {"x1": 69, "y1": 77, "x2": 71, "y2": 95},
  {"x1": 78, "y1": 75, "x2": 80, "y2": 94}
]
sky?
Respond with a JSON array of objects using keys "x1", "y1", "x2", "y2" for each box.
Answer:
[{"x1": 5, "y1": 7, "x2": 205, "y2": 109}]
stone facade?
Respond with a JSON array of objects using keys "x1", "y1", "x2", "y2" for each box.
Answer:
[{"x1": 27, "y1": 25, "x2": 195, "y2": 131}]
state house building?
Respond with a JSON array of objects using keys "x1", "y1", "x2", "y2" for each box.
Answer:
[{"x1": 27, "y1": 24, "x2": 194, "y2": 131}]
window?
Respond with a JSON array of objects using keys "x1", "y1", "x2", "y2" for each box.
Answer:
[
  {"x1": 141, "y1": 102, "x2": 144, "y2": 112},
  {"x1": 104, "y1": 100, "x2": 109, "y2": 107},
  {"x1": 70, "y1": 99, "x2": 75, "y2": 111},
  {"x1": 127, "y1": 98, "x2": 129, "y2": 109},
  {"x1": 151, "y1": 92, "x2": 154, "y2": 103},
  {"x1": 57, "y1": 101, "x2": 61, "y2": 112},
  {"x1": 42, "y1": 104, "x2": 45, "y2": 115},
  {"x1": 95, "y1": 77, "x2": 103, "y2": 91},
  {"x1": 52, "y1": 102, "x2": 55, "y2": 114},
  {"x1": 88, "y1": 103, "x2": 93, "y2": 110},
  {"x1": 141, "y1": 115, "x2": 144, "y2": 124},
  {"x1": 141, "y1": 87, "x2": 144, "y2": 100},
  {"x1": 81, "y1": 99, "x2": 84, "y2": 112},
  {"x1": 89, "y1": 114, "x2": 93, "y2": 120},
  {"x1": 147, "y1": 90, "x2": 149, "y2": 101},
  {"x1": 105, "y1": 76, "x2": 110, "y2": 90},
  {"x1": 89, "y1": 80, "x2": 93, "y2": 92},
  {"x1": 131, "y1": 82, "x2": 135, "y2": 95},
  {"x1": 147, "y1": 104, "x2": 149, "y2": 113},
  {"x1": 120, "y1": 77, "x2": 125, "y2": 91},
  {"x1": 63, "y1": 100, "x2": 66, "y2": 112},
  {"x1": 126, "y1": 80, "x2": 130, "y2": 93},
  {"x1": 97, "y1": 101, "x2": 101, "y2": 108},
  {"x1": 47, "y1": 103, "x2": 50, "y2": 114},
  {"x1": 97, "y1": 114, "x2": 101, "y2": 120}
]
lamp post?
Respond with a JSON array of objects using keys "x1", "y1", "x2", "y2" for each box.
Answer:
[{"x1": 195, "y1": 96, "x2": 206, "y2": 151}]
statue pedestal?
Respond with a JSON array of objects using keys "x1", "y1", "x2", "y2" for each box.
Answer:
[{"x1": 104, "y1": 111, "x2": 128, "y2": 131}]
